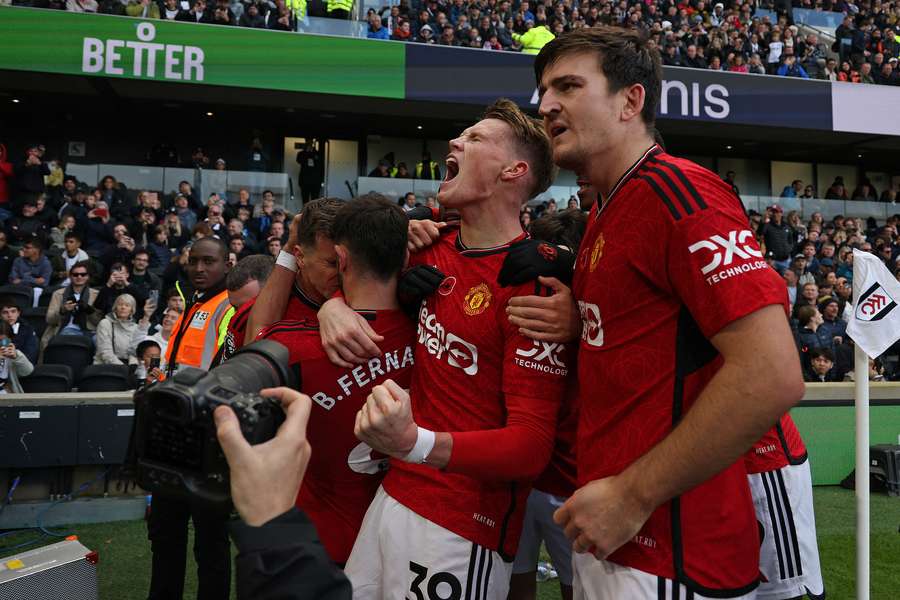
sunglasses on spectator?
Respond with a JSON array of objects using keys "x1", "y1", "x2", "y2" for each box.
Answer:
[{"x1": 71, "y1": 272, "x2": 89, "y2": 277}]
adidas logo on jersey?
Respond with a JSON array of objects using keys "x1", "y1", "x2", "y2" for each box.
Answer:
[{"x1": 418, "y1": 301, "x2": 479, "y2": 375}]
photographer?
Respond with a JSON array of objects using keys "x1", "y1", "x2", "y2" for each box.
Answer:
[
  {"x1": 150, "y1": 235, "x2": 232, "y2": 600},
  {"x1": 213, "y1": 387, "x2": 351, "y2": 600}
]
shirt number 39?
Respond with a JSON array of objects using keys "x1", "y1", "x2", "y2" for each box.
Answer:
[{"x1": 407, "y1": 561, "x2": 462, "y2": 600}]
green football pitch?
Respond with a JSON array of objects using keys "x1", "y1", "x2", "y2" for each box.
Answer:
[{"x1": 0, "y1": 487, "x2": 897, "y2": 599}]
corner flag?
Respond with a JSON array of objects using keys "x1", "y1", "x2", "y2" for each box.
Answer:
[{"x1": 845, "y1": 248, "x2": 900, "y2": 600}]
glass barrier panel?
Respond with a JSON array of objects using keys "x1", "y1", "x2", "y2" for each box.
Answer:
[
  {"x1": 162, "y1": 168, "x2": 199, "y2": 198},
  {"x1": 200, "y1": 169, "x2": 230, "y2": 204},
  {"x1": 300, "y1": 16, "x2": 368, "y2": 38},
  {"x1": 844, "y1": 201, "x2": 888, "y2": 220},
  {"x1": 65, "y1": 164, "x2": 100, "y2": 188},
  {"x1": 802, "y1": 198, "x2": 845, "y2": 219},
  {"x1": 412, "y1": 180, "x2": 442, "y2": 198},
  {"x1": 357, "y1": 177, "x2": 414, "y2": 201},
  {"x1": 738, "y1": 195, "x2": 760, "y2": 215},
  {"x1": 98, "y1": 164, "x2": 165, "y2": 192},
  {"x1": 226, "y1": 171, "x2": 291, "y2": 208},
  {"x1": 757, "y1": 195, "x2": 802, "y2": 215},
  {"x1": 792, "y1": 8, "x2": 843, "y2": 30}
]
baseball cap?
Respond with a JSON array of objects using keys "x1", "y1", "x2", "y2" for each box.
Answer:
[
  {"x1": 769, "y1": 204, "x2": 784, "y2": 213},
  {"x1": 818, "y1": 297, "x2": 838, "y2": 311}
]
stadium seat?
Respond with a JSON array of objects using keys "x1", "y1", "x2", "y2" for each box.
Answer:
[
  {"x1": 42, "y1": 335, "x2": 94, "y2": 383},
  {"x1": 77, "y1": 364, "x2": 133, "y2": 392},
  {"x1": 20, "y1": 364, "x2": 74, "y2": 393},
  {"x1": 21, "y1": 306, "x2": 47, "y2": 339},
  {"x1": 38, "y1": 285, "x2": 61, "y2": 308},
  {"x1": 0, "y1": 285, "x2": 34, "y2": 311}
]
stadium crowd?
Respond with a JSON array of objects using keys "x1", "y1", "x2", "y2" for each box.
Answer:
[
  {"x1": 0, "y1": 140, "x2": 302, "y2": 387},
  {"x1": 8, "y1": 0, "x2": 900, "y2": 84}
]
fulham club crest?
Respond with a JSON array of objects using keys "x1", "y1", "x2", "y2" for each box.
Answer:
[{"x1": 855, "y1": 282, "x2": 897, "y2": 322}]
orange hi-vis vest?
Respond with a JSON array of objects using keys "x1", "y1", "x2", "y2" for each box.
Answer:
[{"x1": 165, "y1": 288, "x2": 231, "y2": 375}]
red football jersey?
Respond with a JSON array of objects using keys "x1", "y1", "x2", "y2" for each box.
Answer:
[
  {"x1": 258, "y1": 310, "x2": 416, "y2": 563},
  {"x1": 533, "y1": 377, "x2": 578, "y2": 498},
  {"x1": 383, "y1": 231, "x2": 569, "y2": 558},
  {"x1": 571, "y1": 146, "x2": 788, "y2": 595},
  {"x1": 745, "y1": 414, "x2": 808, "y2": 474}
]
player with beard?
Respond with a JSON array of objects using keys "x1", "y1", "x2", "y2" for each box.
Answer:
[
  {"x1": 317, "y1": 99, "x2": 569, "y2": 600},
  {"x1": 255, "y1": 194, "x2": 416, "y2": 566},
  {"x1": 508, "y1": 27, "x2": 806, "y2": 599}
]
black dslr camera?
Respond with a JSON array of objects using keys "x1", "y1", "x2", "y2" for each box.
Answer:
[{"x1": 132, "y1": 340, "x2": 297, "y2": 505}]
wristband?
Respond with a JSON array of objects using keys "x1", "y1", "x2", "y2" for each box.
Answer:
[
  {"x1": 402, "y1": 427, "x2": 436, "y2": 464},
  {"x1": 275, "y1": 250, "x2": 298, "y2": 272}
]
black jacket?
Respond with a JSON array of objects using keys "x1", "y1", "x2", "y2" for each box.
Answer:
[
  {"x1": 757, "y1": 220, "x2": 793, "y2": 261},
  {"x1": 12, "y1": 320, "x2": 39, "y2": 365},
  {"x1": 231, "y1": 508, "x2": 351, "y2": 600}
]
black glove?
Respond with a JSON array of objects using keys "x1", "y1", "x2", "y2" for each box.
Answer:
[
  {"x1": 405, "y1": 206, "x2": 439, "y2": 221},
  {"x1": 398, "y1": 265, "x2": 446, "y2": 310},
  {"x1": 498, "y1": 239, "x2": 575, "y2": 287}
]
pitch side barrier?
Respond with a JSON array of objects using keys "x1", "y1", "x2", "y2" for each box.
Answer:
[{"x1": 2, "y1": 7, "x2": 900, "y2": 136}]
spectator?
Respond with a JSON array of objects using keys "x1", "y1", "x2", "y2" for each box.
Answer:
[
  {"x1": 820, "y1": 58, "x2": 838, "y2": 81},
  {"x1": 239, "y1": 2, "x2": 266, "y2": 27},
  {"x1": 133, "y1": 338, "x2": 164, "y2": 387},
  {"x1": 130, "y1": 248, "x2": 162, "y2": 301},
  {"x1": 0, "y1": 320, "x2": 33, "y2": 393},
  {"x1": 682, "y1": 44, "x2": 707, "y2": 69},
  {"x1": 0, "y1": 232, "x2": 16, "y2": 285},
  {"x1": 401, "y1": 192, "x2": 418, "y2": 213},
  {"x1": 50, "y1": 213, "x2": 76, "y2": 251},
  {"x1": 825, "y1": 177, "x2": 849, "y2": 200},
  {"x1": 801, "y1": 184, "x2": 815, "y2": 199},
  {"x1": 326, "y1": 0, "x2": 352, "y2": 19},
  {"x1": 42, "y1": 261, "x2": 101, "y2": 347},
  {"x1": 776, "y1": 54, "x2": 809, "y2": 79},
  {"x1": 94, "y1": 262, "x2": 149, "y2": 317},
  {"x1": 391, "y1": 162, "x2": 412, "y2": 178},
  {"x1": 6, "y1": 200, "x2": 49, "y2": 245},
  {"x1": 368, "y1": 160, "x2": 391, "y2": 178},
  {"x1": 859, "y1": 62, "x2": 876, "y2": 84},
  {"x1": 126, "y1": 0, "x2": 160, "y2": 18},
  {"x1": 780, "y1": 179, "x2": 803, "y2": 198},
  {"x1": 51, "y1": 232, "x2": 89, "y2": 286},
  {"x1": 0, "y1": 143, "x2": 13, "y2": 220},
  {"x1": 176, "y1": 0, "x2": 212, "y2": 22},
  {"x1": 160, "y1": 0, "x2": 180, "y2": 19},
  {"x1": 10, "y1": 237, "x2": 51, "y2": 293},
  {"x1": 94, "y1": 293, "x2": 152, "y2": 365},
  {"x1": 13, "y1": 144, "x2": 50, "y2": 206},
  {"x1": 796, "y1": 304, "x2": 833, "y2": 353},
  {"x1": 173, "y1": 194, "x2": 198, "y2": 231},
  {"x1": 818, "y1": 297, "x2": 847, "y2": 344},
  {"x1": 757, "y1": 205, "x2": 793, "y2": 270},
  {"x1": 417, "y1": 24, "x2": 435, "y2": 43},
  {"x1": 0, "y1": 299, "x2": 38, "y2": 365},
  {"x1": 367, "y1": 14, "x2": 390, "y2": 39},
  {"x1": 98, "y1": 175, "x2": 132, "y2": 223},
  {"x1": 265, "y1": 235, "x2": 282, "y2": 258},
  {"x1": 148, "y1": 225, "x2": 175, "y2": 274},
  {"x1": 837, "y1": 60, "x2": 859, "y2": 83},
  {"x1": 804, "y1": 347, "x2": 838, "y2": 382},
  {"x1": 100, "y1": 223, "x2": 136, "y2": 272},
  {"x1": 783, "y1": 269, "x2": 798, "y2": 307},
  {"x1": 149, "y1": 306, "x2": 180, "y2": 362}
]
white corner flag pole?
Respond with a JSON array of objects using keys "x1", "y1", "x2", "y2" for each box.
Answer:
[{"x1": 855, "y1": 341, "x2": 870, "y2": 600}]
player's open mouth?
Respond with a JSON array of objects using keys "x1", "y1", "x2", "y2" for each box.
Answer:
[
  {"x1": 444, "y1": 157, "x2": 459, "y2": 182},
  {"x1": 549, "y1": 124, "x2": 568, "y2": 139}
]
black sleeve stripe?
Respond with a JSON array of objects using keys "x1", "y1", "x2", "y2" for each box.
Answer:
[
  {"x1": 647, "y1": 157, "x2": 709, "y2": 211},
  {"x1": 639, "y1": 165, "x2": 694, "y2": 217},
  {"x1": 637, "y1": 175, "x2": 682, "y2": 221}
]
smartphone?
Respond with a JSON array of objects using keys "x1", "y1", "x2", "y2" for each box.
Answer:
[
  {"x1": 148, "y1": 289, "x2": 159, "y2": 305},
  {"x1": 0, "y1": 339, "x2": 8, "y2": 348},
  {"x1": 150, "y1": 357, "x2": 161, "y2": 370}
]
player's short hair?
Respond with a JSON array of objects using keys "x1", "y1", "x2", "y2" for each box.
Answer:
[
  {"x1": 534, "y1": 26, "x2": 662, "y2": 131},
  {"x1": 226, "y1": 254, "x2": 274, "y2": 292},
  {"x1": 796, "y1": 305, "x2": 817, "y2": 327},
  {"x1": 481, "y1": 98, "x2": 556, "y2": 199},
  {"x1": 331, "y1": 193, "x2": 407, "y2": 283},
  {"x1": 528, "y1": 208, "x2": 588, "y2": 254},
  {"x1": 297, "y1": 198, "x2": 343, "y2": 248}
]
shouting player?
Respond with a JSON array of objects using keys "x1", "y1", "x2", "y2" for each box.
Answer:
[
  {"x1": 257, "y1": 194, "x2": 416, "y2": 565},
  {"x1": 526, "y1": 27, "x2": 805, "y2": 598},
  {"x1": 240, "y1": 197, "x2": 343, "y2": 345},
  {"x1": 318, "y1": 99, "x2": 569, "y2": 599}
]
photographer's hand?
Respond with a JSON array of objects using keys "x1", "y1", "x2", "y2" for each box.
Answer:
[{"x1": 214, "y1": 387, "x2": 312, "y2": 527}]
